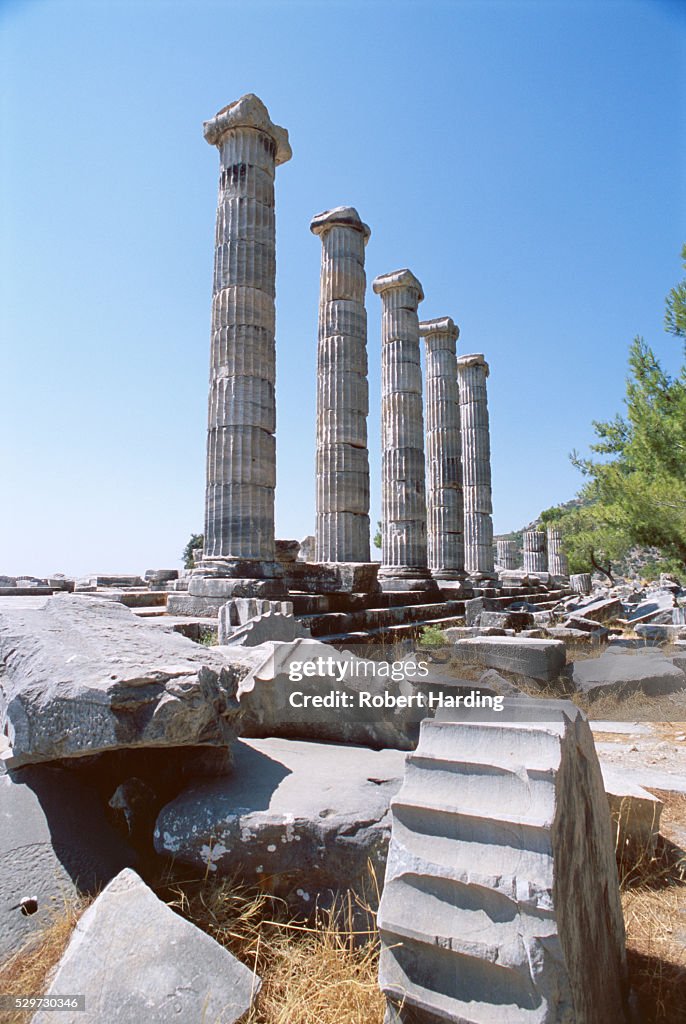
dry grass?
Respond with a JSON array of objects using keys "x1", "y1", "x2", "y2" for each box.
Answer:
[
  {"x1": 0, "y1": 896, "x2": 90, "y2": 1024},
  {"x1": 165, "y1": 870, "x2": 385, "y2": 1024},
  {"x1": 620, "y1": 790, "x2": 686, "y2": 1023}
]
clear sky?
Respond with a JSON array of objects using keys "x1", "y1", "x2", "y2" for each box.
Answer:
[{"x1": 1, "y1": 0, "x2": 684, "y2": 577}]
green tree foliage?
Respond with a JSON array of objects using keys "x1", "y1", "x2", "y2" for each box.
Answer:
[
  {"x1": 373, "y1": 520, "x2": 382, "y2": 551},
  {"x1": 543, "y1": 247, "x2": 686, "y2": 579},
  {"x1": 182, "y1": 533, "x2": 204, "y2": 569}
]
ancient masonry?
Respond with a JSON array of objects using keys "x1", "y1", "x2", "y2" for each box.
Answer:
[
  {"x1": 378, "y1": 704, "x2": 629, "y2": 1024},
  {"x1": 374, "y1": 270, "x2": 436, "y2": 593},
  {"x1": 457, "y1": 354, "x2": 496, "y2": 580},
  {"x1": 200, "y1": 94, "x2": 291, "y2": 583},
  {"x1": 311, "y1": 208, "x2": 371, "y2": 563},
  {"x1": 547, "y1": 526, "x2": 569, "y2": 576},
  {"x1": 497, "y1": 538, "x2": 518, "y2": 569},
  {"x1": 523, "y1": 529, "x2": 548, "y2": 573},
  {"x1": 421, "y1": 317, "x2": 466, "y2": 581},
  {"x1": 175, "y1": 91, "x2": 569, "y2": 622}
]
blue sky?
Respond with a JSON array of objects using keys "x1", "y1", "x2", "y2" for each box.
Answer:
[{"x1": 1, "y1": 0, "x2": 684, "y2": 576}]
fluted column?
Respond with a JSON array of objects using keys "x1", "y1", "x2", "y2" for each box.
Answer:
[
  {"x1": 547, "y1": 527, "x2": 569, "y2": 576},
  {"x1": 420, "y1": 317, "x2": 465, "y2": 580},
  {"x1": 374, "y1": 270, "x2": 436, "y2": 592},
  {"x1": 523, "y1": 530, "x2": 548, "y2": 572},
  {"x1": 497, "y1": 539, "x2": 518, "y2": 570},
  {"x1": 457, "y1": 354, "x2": 496, "y2": 581},
  {"x1": 201, "y1": 94, "x2": 291, "y2": 572},
  {"x1": 311, "y1": 208, "x2": 371, "y2": 563}
]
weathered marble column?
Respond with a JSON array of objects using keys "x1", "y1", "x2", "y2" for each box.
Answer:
[
  {"x1": 457, "y1": 354, "x2": 496, "y2": 581},
  {"x1": 496, "y1": 539, "x2": 518, "y2": 570},
  {"x1": 420, "y1": 317, "x2": 465, "y2": 580},
  {"x1": 311, "y1": 207, "x2": 371, "y2": 563},
  {"x1": 374, "y1": 270, "x2": 436, "y2": 592},
  {"x1": 547, "y1": 527, "x2": 569, "y2": 576},
  {"x1": 523, "y1": 530, "x2": 548, "y2": 572},
  {"x1": 201, "y1": 94, "x2": 291, "y2": 579}
]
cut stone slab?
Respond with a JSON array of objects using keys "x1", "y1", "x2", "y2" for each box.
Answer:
[
  {"x1": 32, "y1": 868, "x2": 259, "y2": 1024},
  {"x1": 567, "y1": 595, "x2": 622, "y2": 622},
  {"x1": 225, "y1": 638, "x2": 423, "y2": 749},
  {"x1": 546, "y1": 626, "x2": 598, "y2": 642},
  {"x1": 564, "y1": 614, "x2": 610, "y2": 634},
  {"x1": 154, "y1": 737, "x2": 405, "y2": 907},
  {"x1": 282, "y1": 560, "x2": 380, "y2": 594},
  {"x1": 478, "y1": 610, "x2": 513, "y2": 629},
  {"x1": 0, "y1": 595, "x2": 242, "y2": 767},
  {"x1": 450, "y1": 636, "x2": 566, "y2": 683},
  {"x1": 635, "y1": 623, "x2": 686, "y2": 643},
  {"x1": 571, "y1": 649, "x2": 686, "y2": 702},
  {"x1": 601, "y1": 764, "x2": 663, "y2": 863},
  {"x1": 0, "y1": 764, "x2": 137, "y2": 961},
  {"x1": 378, "y1": 701, "x2": 629, "y2": 1024}
]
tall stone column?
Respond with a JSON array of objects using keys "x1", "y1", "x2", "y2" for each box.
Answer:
[
  {"x1": 374, "y1": 270, "x2": 436, "y2": 592},
  {"x1": 457, "y1": 354, "x2": 496, "y2": 581},
  {"x1": 420, "y1": 317, "x2": 465, "y2": 580},
  {"x1": 200, "y1": 94, "x2": 291, "y2": 585},
  {"x1": 497, "y1": 539, "x2": 518, "y2": 570},
  {"x1": 311, "y1": 207, "x2": 371, "y2": 563},
  {"x1": 523, "y1": 530, "x2": 548, "y2": 572},
  {"x1": 547, "y1": 527, "x2": 569, "y2": 576}
]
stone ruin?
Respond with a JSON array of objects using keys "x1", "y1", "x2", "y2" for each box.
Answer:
[
  {"x1": 5, "y1": 91, "x2": 686, "y2": 1022},
  {"x1": 153, "y1": 90, "x2": 578, "y2": 646}
]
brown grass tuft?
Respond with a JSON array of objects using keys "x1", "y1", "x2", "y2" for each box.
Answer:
[
  {"x1": 620, "y1": 790, "x2": 686, "y2": 1023},
  {"x1": 166, "y1": 871, "x2": 385, "y2": 1024},
  {"x1": 0, "y1": 896, "x2": 90, "y2": 1024}
]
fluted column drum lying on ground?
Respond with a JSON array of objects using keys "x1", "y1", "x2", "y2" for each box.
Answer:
[
  {"x1": 420, "y1": 317, "x2": 465, "y2": 580},
  {"x1": 374, "y1": 270, "x2": 435, "y2": 591},
  {"x1": 570, "y1": 572, "x2": 592, "y2": 595},
  {"x1": 496, "y1": 538, "x2": 518, "y2": 570},
  {"x1": 547, "y1": 527, "x2": 569, "y2": 576},
  {"x1": 457, "y1": 354, "x2": 496, "y2": 580},
  {"x1": 202, "y1": 94, "x2": 291, "y2": 565},
  {"x1": 523, "y1": 529, "x2": 548, "y2": 573},
  {"x1": 311, "y1": 208, "x2": 371, "y2": 562}
]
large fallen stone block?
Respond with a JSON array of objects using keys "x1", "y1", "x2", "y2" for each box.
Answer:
[
  {"x1": 225, "y1": 637, "x2": 423, "y2": 749},
  {"x1": 635, "y1": 622, "x2": 686, "y2": 643},
  {"x1": 450, "y1": 636, "x2": 566, "y2": 683},
  {"x1": 571, "y1": 649, "x2": 686, "y2": 702},
  {"x1": 0, "y1": 763, "x2": 137, "y2": 961},
  {"x1": 0, "y1": 595, "x2": 242, "y2": 767},
  {"x1": 154, "y1": 737, "x2": 405, "y2": 907},
  {"x1": 601, "y1": 765, "x2": 663, "y2": 864},
  {"x1": 378, "y1": 701, "x2": 629, "y2": 1023},
  {"x1": 568, "y1": 594, "x2": 623, "y2": 622},
  {"x1": 32, "y1": 868, "x2": 259, "y2": 1024}
]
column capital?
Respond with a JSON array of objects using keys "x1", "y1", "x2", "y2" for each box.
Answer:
[
  {"x1": 373, "y1": 268, "x2": 424, "y2": 302},
  {"x1": 419, "y1": 317, "x2": 459, "y2": 342},
  {"x1": 203, "y1": 93, "x2": 292, "y2": 165},
  {"x1": 310, "y1": 206, "x2": 371, "y2": 242},
  {"x1": 457, "y1": 352, "x2": 489, "y2": 376}
]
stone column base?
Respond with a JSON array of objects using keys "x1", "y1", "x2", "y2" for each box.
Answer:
[
  {"x1": 188, "y1": 573, "x2": 287, "y2": 600},
  {"x1": 194, "y1": 558, "x2": 284, "y2": 580},
  {"x1": 378, "y1": 567, "x2": 439, "y2": 594}
]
